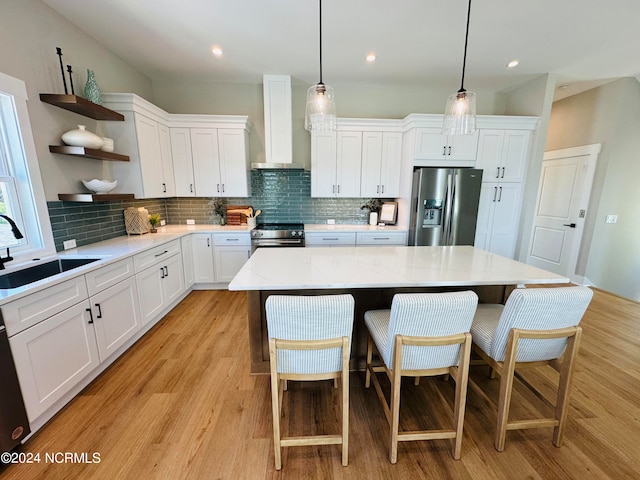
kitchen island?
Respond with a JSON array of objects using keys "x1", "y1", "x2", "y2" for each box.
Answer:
[{"x1": 228, "y1": 245, "x2": 569, "y2": 374}]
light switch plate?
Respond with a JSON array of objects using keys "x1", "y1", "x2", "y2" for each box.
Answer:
[
  {"x1": 327, "y1": 219, "x2": 335, "y2": 225},
  {"x1": 186, "y1": 219, "x2": 195, "y2": 225},
  {"x1": 160, "y1": 220, "x2": 166, "y2": 226},
  {"x1": 605, "y1": 215, "x2": 617, "y2": 224},
  {"x1": 63, "y1": 239, "x2": 77, "y2": 250}
]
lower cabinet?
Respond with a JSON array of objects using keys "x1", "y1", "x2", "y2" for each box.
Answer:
[
  {"x1": 305, "y1": 232, "x2": 356, "y2": 247},
  {"x1": 190, "y1": 232, "x2": 251, "y2": 284},
  {"x1": 356, "y1": 231, "x2": 408, "y2": 246},
  {"x1": 191, "y1": 233, "x2": 215, "y2": 283},
  {"x1": 9, "y1": 301, "x2": 100, "y2": 422},
  {"x1": 137, "y1": 253, "x2": 185, "y2": 325},
  {"x1": 89, "y1": 276, "x2": 142, "y2": 361},
  {"x1": 214, "y1": 245, "x2": 251, "y2": 282},
  {"x1": 181, "y1": 234, "x2": 195, "y2": 288}
]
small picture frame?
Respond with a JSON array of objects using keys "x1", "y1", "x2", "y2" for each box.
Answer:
[{"x1": 379, "y1": 202, "x2": 398, "y2": 225}]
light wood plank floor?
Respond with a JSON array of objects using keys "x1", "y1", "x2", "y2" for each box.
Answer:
[{"x1": 1, "y1": 287, "x2": 639, "y2": 479}]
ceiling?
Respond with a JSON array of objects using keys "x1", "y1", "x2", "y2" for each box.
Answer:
[{"x1": 43, "y1": 0, "x2": 640, "y2": 101}]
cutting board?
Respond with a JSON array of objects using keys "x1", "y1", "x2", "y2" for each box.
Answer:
[{"x1": 226, "y1": 205, "x2": 252, "y2": 225}]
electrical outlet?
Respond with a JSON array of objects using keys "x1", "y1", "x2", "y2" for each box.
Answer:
[
  {"x1": 605, "y1": 215, "x2": 617, "y2": 224},
  {"x1": 160, "y1": 219, "x2": 166, "y2": 226},
  {"x1": 327, "y1": 219, "x2": 335, "y2": 225},
  {"x1": 186, "y1": 219, "x2": 195, "y2": 225},
  {"x1": 63, "y1": 239, "x2": 77, "y2": 250}
]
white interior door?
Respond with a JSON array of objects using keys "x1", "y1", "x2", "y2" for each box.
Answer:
[{"x1": 526, "y1": 144, "x2": 600, "y2": 280}]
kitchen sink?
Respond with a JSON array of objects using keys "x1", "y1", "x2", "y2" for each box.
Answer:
[{"x1": 0, "y1": 258, "x2": 101, "y2": 289}]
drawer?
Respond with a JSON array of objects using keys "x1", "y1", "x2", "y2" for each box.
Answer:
[
  {"x1": 133, "y1": 240, "x2": 181, "y2": 272},
  {"x1": 85, "y1": 257, "x2": 135, "y2": 296},
  {"x1": 213, "y1": 232, "x2": 250, "y2": 246},
  {"x1": 2, "y1": 276, "x2": 89, "y2": 337},
  {"x1": 305, "y1": 232, "x2": 356, "y2": 246},
  {"x1": 356, "y1": 231, "x2": 408, "y2": 246}
]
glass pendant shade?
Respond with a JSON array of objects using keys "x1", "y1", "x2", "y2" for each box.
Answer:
[
  {"x1": 443, "y1": 89, "x2": 476, "y2": 135},
  {"x1": 305, "y1": 82, "x2": 337, "y2": 131}
]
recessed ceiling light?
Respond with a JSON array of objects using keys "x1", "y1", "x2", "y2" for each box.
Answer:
[
  {"x1": 506, "y1": 60, "x2": 519, "y2": 68},
  {"x1": 212, "y1": 46, "x2": 223, "y2": 57},
  {"x1": 366, "y1": 53, "x2": 377, "y2": 62}
]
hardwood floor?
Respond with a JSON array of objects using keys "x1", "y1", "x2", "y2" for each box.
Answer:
[{"x1": 1, "y1": 287, "x2": 639, "y2": 479}]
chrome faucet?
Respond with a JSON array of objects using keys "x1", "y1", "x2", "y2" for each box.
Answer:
[{"x1": 0, "y1": 215, "x2": 24, "y2": 270}]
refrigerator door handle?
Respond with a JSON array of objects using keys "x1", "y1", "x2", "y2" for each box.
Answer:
[{"x1": 442, "y1": 173, "x2": 454, "y2": 245}]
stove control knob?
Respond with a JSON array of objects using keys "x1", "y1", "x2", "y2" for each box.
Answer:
[
  {"x1": 297, "y1": 231, "x2": 303, "y2": 236},
  {"x1": 291, "y1": 231, "x2": 297, "y2": 237}
]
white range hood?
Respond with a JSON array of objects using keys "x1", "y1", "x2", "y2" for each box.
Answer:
[{"x1": 251, "y1": 75, "x2": 304, "y2": 170}]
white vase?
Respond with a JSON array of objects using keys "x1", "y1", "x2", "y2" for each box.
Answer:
[
  {"x1": 369, "y1": 211, "x2": 378, "y2": 226},
  {"x1": 61, "y1": 125, "x2": 103, "y2": 149}
]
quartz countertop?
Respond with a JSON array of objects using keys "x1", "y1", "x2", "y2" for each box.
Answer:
[
  {"x1": 304, "y1": 224, "x2": 407, "y2": 232},
  {"x1": 228, "y1": 245, "x2": 569, "y2": 291}
]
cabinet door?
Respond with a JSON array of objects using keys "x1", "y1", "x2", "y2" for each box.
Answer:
[
  {"x1": 191, "y1": 128, "x2": 222, "y2": 197},
  {"x1": 9, "y1": 301, "x2": 99, "y2": 421},
  {"x1": 380, "y1": 132, "x2": 402, "y2": 197},
  {"x1": 415, "y1": 128, "x2": 447, "y2": 159},
  {"x1": 192, "y1": 233, "x2": 215, "y2": 283},
  {"x1": 360, "y1": 132, "x2": 383, "y2": 197},
  {"x1": 134, "y1": 114, "x2": 165, "y2": 198},
  {"x1": 488, "y1": 183, "x2": 523, "y2": 258},
  {"x1": 136, "y1": 265, "x2": 167, "y2": 325},
  {"x1": 163, "y1": 254, "x2": 185, "y2": 304},
  {"x1": 171, "y1": 127, "x2": 196, "y2": 196},
  {"x1": 476, "y1": 130, "x2": 504, "y2": 181},
  {"x1": 474, "y1": 183, "x2": 498, "y2": 251},
  {"x1": 158, "y1": 124, "x2": 176, "y2": 197},
  {"x1": 500, "y1": 130, "x2": 530, "y2": 182},
  {"x1": 218, "y1": 129, "x2": 250, "y2": 197},
  {"x1": 181, "y1": 234, "x2": 195, "y2": 288},
  {"x1": 90, "y1": 277, "x2": 141, "y2": 362},
  {"x1": 336, "y1": 131, "x2": 362, "y2": 197},
  {"x1": 214, "y1": 246, "x2": 251, "y2": 283},
  {"x1": 311, "y1": 131, "x2": 337, "y2": 197},
  {"x1": 448, "y1": 131, "x2": 478, "y2": 161}
]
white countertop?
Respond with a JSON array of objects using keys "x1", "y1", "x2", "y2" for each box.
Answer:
[
  {"x1": 304, "y1": 224, "x2": 407, "y2": 232},
  {"x1": 228, "y1": 245, "x2": 569, "y2": 291}
]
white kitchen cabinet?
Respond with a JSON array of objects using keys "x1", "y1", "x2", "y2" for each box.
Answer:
[
  {"x1": 305, "y1": 232, "x2": 357, "y2": 247},
  {"x1": 311, "y1": 131, "x2": 362, "y2": 197},
  {"x1": 191, "y1": 233, "x2": 215, "y2": 283},
  {"x1": 414, "y1": 127, "x2": 478, "y2": 163},
  {"x1": 9, "y1": 301, "x2": 100, "y2": 422},
  {"x1": 136, "y1": 252, "x2": 185, "y2": 326},
  {"x1": 213, "y1": 233, "x2": 251, "y2": 282},
  {"x1": 190, "y1": 128, "x2": 250, "y2": 197},
  {"x1": 356, "y1": 231, "x2": 407, "y2": 246},
  {"x1": 171, "y1": 127, "x2": 196, "y2": 196},
  {"x1": 476, "y1": 130, "x2": 531, "y2": 183},
  {"x1": 360, "y1": 132, "x2": 402, "y2": 197},
  {"x1": 89, "y1": 276, "x2": 141, "y2": 362},
  {"x1": 181, "y1": 234, "x2": 195, "y2": 288},
  {"x1": 474, "y1": 182, "x2": 523, "y2": 258}
]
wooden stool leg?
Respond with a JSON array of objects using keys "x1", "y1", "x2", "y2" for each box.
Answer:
[
  {"x1": 452, "y1": 334, "x2": 472, "y2": 459},
  {"x1": 553, "y1": 328, "x2": 581, "y2": 447},
  {"x1": 269, "y1": 340, "x2": 283, "y2": 470},
  {"x1": 365, "y1": 333, "x2": 373, "y2": 388},
  {"x1": 389, "y1": 337, "x2": 403, "y2": 464},
  {"x1": 342, "y1": 337, "x2": 350, "y2": 466},
  {"x1": 495, "y1": 332, "x2": 519, "y2": 452}
]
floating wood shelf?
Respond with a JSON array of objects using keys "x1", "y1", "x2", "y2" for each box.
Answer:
[
  {"x1": 49, "y1": 145, "x2": 130, "y2": 162},
  {"x1": 58, "y1": 193, "x2": 135, "y2": 202},
  {"x1": 40, "y1": 94, "x2": 124, "y2": 121}
]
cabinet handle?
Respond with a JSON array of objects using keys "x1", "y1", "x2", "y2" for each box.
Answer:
[
  {"x1": 448, "y1": 146, "x2": 451, "y2": 156},
  {"x1": 247, "y1": 249, "x2": 251, "y2": 258},
  {"x1": 160, "y1": 267, "x2": 165, "y2": 279},
  {"x1": 496, "y1": 167, "x2": 500, "y2": 179},
  {"x1": 498, "y1": 186, "x2": 503, "y2": 202},
  {"x1": 86, "y1": 308, "x2": 94, "y2": 324},
  {"x1": 337, "y1": 185, "x2": 340, "y2": 194},
  {"x1": 154, "y1": 250, "x2": 168, "y2": 257},
  {"x1": 501, "y1": 167, "x2": 505, "y2": 178},
  {"x1": 381, "y1": 185, "x2": 384, "y2": 194},
  {"x1": 226, "y1": 238, "x2": 239, "y2": 242},
  {"x1": 222, "y1": 184, "x2": 225, "y2": 193},
  {"x1": 323, "y1": 237, "x2": 339, "y2": 241},
  {"x1": 162, "y1": 183, "x2": 166, "y2": 193},
  {"x1": 376, "y1": 185, "x2": 379, "y2": 194},
  {"x1": 332, "y1": 185, "x2": 336, "y2": 194},
  {"x1": 373, "y1": 237, "x2": 389, "y2": 241},
  {"x1": 207, "y1": 238, "x2": 210, "y2": 247},
  {"x1": 493, "y1": 187, "x2": 497, "y2": 202},
  {"x1": 442, "y1": 146, "x2": 446, "y2": 156},
  {"x1": 164, "y1": 266, "x2": 169, "y2": 277},
  {"x1": 95, "y1": 303, "x2": 102, "y2": 319},
  {"x1": 217, "y1": 184, "x2": 220, "y2": 193},
  {"x1": 190, "y1": 183, "x2": 193, "y2": 193}
]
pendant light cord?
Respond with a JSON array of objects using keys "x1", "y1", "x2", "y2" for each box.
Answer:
[
  {"x1": 459, "y1": 0, "x2": 472, "y2": 93},
  {"x1": 319, "y1": 0, "x2": 323, "y2": 85}
]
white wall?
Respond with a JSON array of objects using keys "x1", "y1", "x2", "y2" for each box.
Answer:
[
  {"x1": 546, "y1": 78, "x2": 640, "y2": 301},
  {"x1": 0, "y1": 0, "x2": 153, "y2": 200}
]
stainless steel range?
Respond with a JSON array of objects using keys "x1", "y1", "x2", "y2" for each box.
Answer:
[{"x1": 250, "y1": 223, "x2": 305, "y2": 253}]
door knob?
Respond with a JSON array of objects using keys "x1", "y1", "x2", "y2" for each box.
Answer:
[{"x1": 563, "y1": 223, "x2": 576, "y2": 228}]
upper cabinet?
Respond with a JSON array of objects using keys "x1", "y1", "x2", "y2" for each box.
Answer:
[
  {"x1": 476, "y1": 129, "x2": 531, "y2": 183},
  {"x1": 360, "y1": 131, "x2": 402, "y2": 197},
  {"x1": 414, "y1": 128, "x2": 478, "y2": 163},
  {"x1": 102, "y1": 94, "x2": 251, "y2": 199},
  {"x1": 311, "y1": 131, "x2": 361, "y2": 197}
]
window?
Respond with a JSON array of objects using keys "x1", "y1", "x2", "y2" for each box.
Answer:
[{"x1": 0, "y1": 72, "x2": 55, "y2": 265}]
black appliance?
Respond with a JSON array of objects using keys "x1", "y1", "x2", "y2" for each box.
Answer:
[{"x1": 0, "y1": 311, "x2": 30, "y2": 456}]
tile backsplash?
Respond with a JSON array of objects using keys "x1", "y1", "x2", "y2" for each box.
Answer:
[{"x1": 48, "y1": 170, "x2": 380, "y2": 251}]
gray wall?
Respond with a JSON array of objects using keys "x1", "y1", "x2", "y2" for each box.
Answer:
[{"x1": 546, "y1": 78, "x2": 640, "y2": 301}]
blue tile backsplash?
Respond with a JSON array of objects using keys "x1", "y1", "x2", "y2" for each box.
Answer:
[{"x1": 48, "y1": 170, "x2": 384, "y2": 251}]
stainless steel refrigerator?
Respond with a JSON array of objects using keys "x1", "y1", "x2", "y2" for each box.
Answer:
[{"x1": 409, "y1": 167, "x2": 483, "y2": 246}]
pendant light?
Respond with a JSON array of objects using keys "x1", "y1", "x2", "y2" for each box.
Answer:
[
  {"x1": 443, "y1": 0, "x2": 476, "y2": 135},
  {"x1": 305, "y1": 0, "x2": 337, "y2": 132}
]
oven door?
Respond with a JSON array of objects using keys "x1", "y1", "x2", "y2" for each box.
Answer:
[{"x1": 251, "y1": 238, "x2": 305, "y2": 254}]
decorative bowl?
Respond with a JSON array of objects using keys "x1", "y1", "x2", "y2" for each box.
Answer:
[{"x1": 82, "y1": 179, "x2": 117, "y2": 194}]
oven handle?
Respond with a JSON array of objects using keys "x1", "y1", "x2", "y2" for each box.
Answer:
[{"x1": 252, "y1": 239, "x2": 305, "y2": 247}]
